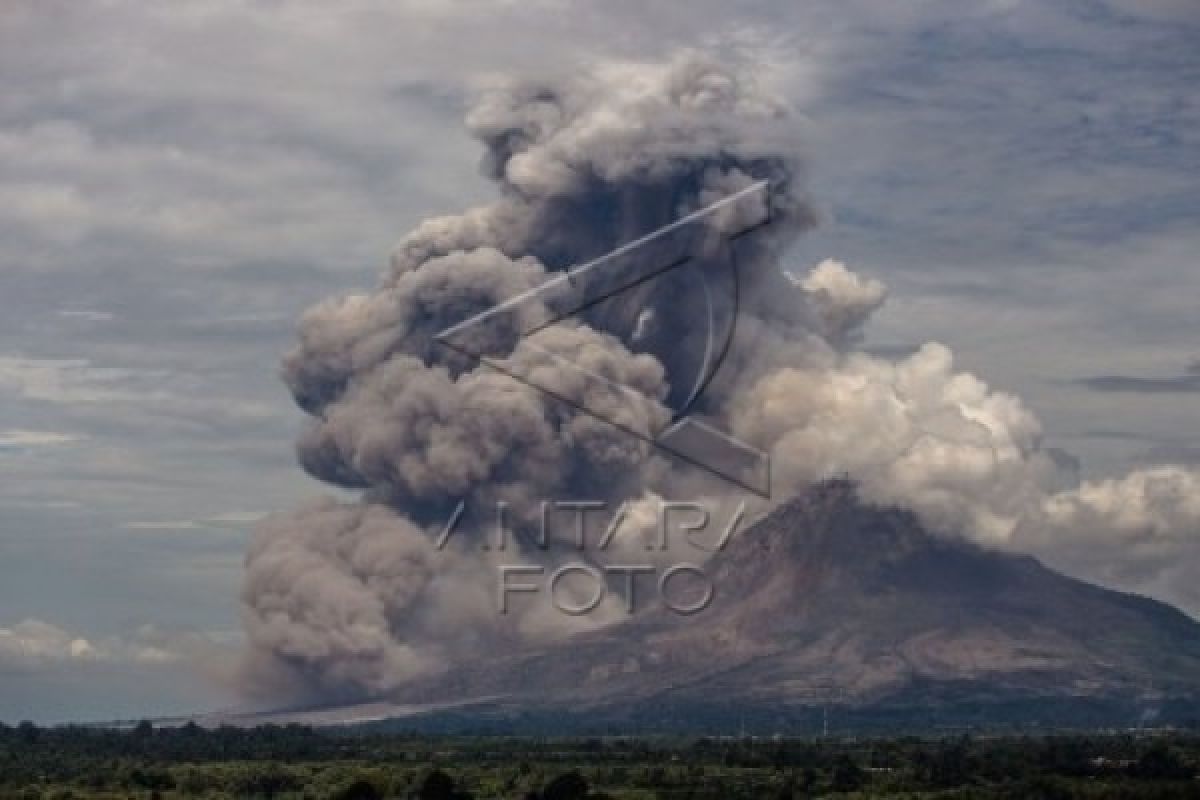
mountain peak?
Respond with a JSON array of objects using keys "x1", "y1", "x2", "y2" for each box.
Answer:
[
  {"x1": 386, "y1": 483, "x2": 1200, "y2": 731},
  {"x1": 716, "y1": 478, "x2": 938, "y2": 588}
]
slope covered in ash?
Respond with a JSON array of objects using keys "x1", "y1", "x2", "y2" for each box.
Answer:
[{"x1": 394, "y1": 480, "x2": 1200, "y2": 731}]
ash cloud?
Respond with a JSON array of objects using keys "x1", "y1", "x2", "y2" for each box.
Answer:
[
  {"x1": 796, "y1": 258, "x2": 886, "y2": 344},
  {"x1": 242, "y1": 54, "x2": 1200, "y2": 703},
  {"x1": 242, "y1": 54, "x2": 819, "y2": 701}
]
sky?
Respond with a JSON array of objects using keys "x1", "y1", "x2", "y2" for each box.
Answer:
[{"x1": 1, "y1": 0, "x2": 1198, "y2": 722}]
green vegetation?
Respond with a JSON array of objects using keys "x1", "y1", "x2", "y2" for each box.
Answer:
[{"x1": 1, "y1": 720, "x2": 1199, "y2": 798}]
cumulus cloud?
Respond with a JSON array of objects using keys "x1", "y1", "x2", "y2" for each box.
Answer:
[
  {"x1": 1017, "y1": 467, "x2": 1200, "y2": 613},
  {"x1": 0, "y1": 620, "x2": 104, "y2": 670},
  {"x1": 796, "y1": 258, "x2": 886, "y2": 343},
  {"x1": 731, "y1": 341, "x2": 1063, "y2": 544},
  {"x1": 1038, "y1": 467, "x2": 1200, "y2": 544},
  {"x1": 0, "y1": 619, "x2": 233, "y2": 674},
  {"x1": 0, "y1": 430, "x2": 85, "y2": 449}
]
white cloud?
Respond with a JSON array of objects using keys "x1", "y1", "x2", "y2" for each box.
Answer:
[
  {"x1": 0, "y1": 618, "x2": 244, "y2": 689},
  {"x1": 126, "y1": 510, "x2": 268, "y2": 532},
  {"x1": 797, "y1": 258, "x2": 887, "y2": 341},
  {"x1": 125, "y1": 520, "x2": 203, "y2": 531},
  {"x1": 1013, "y1": 467, "x2": 1200, "y2": 615},
  {"x1": 57, "y1": 309, "x2": 115, "y2": 322},
  {"x1": 0, "y1": 619, "x2": 217, "y2": 672},
  {"x1": 0, "y1": 620, "x2": 101, "y2": 669},
  {"x1": 0, "y1": 356, "x2": 274, "y2": 422},
  {"x1": 207, "y1": 511, "x2": 270, "y2": 524},
  {"x1": 0, "y1": 357, "x2": 147, "y2": 405},
  {"x1": 0, "y1": 429, "x2": 85, "y2": 448},
  {"x1": 736, "y1": 261, "x2": 1200, "y2": 613}
]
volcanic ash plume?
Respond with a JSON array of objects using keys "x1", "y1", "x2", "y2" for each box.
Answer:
[
  {"x1": 241, "y1": 55, "x2": 819, "y2": 701},
  {"x1": 241, "y1": 55, "x2": 1200, "y2": 703}
]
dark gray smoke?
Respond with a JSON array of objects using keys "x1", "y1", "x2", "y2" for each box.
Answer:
[{"x1": 241, "y1": 54, "x2": 820, "y2": 700}]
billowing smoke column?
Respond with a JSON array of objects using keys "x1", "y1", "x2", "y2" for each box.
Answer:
[
  {"x1": 242, "y1": 55, "x2": 818, "y2": 700},
  {"x1": 242, "y1": 54, "x2": 1200, "y2": 702}
]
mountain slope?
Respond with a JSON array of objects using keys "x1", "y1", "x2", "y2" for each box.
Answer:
[{"x1": 389, "y1": 480, "x2": 1200, "y2": 731}]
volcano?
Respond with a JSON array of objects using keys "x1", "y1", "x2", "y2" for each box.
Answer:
[{"x1": 375, "y1": 480, "x2": 1200, "y2": 733}]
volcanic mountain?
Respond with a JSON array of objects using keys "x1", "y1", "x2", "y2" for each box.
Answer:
[{"x1": 384, "y1": 480, "x2": 1200, "y2": 732}]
